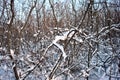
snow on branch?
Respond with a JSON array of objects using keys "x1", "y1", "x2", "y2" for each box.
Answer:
[
  {"x1": 53, "y1": 40, "x2": 67, "y2": 61},
  {"x1": 94, "y1": 23, "x2": 120, "y2": 38},
  {"x1": 10, "y1": 49, "x2": 15, "y2": 59},
  {"x1": 44, "y1": 32, "x2": 68, "y2": 61},
  {"x1": 44, "y1": 28, "x2": 83, "y2": 61},
  {"x1": 77, "y1": 23, "x2": 120, "y2": 47}
]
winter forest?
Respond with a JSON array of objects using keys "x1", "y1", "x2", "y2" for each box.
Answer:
[{"x1": 0, "y1": 0, "x2": 120, "y2": 80}]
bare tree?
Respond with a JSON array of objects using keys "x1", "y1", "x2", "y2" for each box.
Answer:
[{"x1": 0, "y1": 0, "x2": 120, "y2": 80}]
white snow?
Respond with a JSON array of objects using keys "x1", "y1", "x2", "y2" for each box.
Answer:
[
  {"x1": 0, "y1": 47, "x2": 2, "y2": 51},
  {"x1": 10, "y1": 49, "x2": 15, "y2": 58},
  {"x1": 53, "y1": 41, "x2": 67, "y2": 61},
  {"x1": 81, "y1": 70, "x2": 89, "y2": 77},
  {"x1": 7, "y1": 19, "x2": 11, "y2": 24},
  {"x1": 54, "y1": 35, "x2": 67, "y2": 42},
  {"x1": 33, "y1": 33, "x2": 39, "y2": 37},
  {"x1": 26, "y1": 65, "x2": 35, "y2": 72},
  {"x1": 73, "y1": 37, "x2": 83, "y2": 43},
  {"x1": 3, "y1": 65, "x2": 7, "y2": 70}
]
